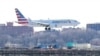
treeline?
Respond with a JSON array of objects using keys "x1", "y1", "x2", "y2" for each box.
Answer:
[{"x1": 0, "y1": 28, "x2": 100, "y2": 47}]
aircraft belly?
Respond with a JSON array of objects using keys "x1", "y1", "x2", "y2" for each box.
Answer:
[{"x1": 52, "y1": 23, "x2": 78, "y2": 27}]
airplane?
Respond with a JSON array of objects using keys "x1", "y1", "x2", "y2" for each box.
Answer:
[{"x1": 15, "y1": 8, "x2": 80, "y2": 30}]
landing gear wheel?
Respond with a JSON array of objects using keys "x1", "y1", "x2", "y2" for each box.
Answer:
[
  {"x1": 48, "y1": 27, "x2": 51, "y2": 30},
  {"x1": 45, "y1": 27, "x2": 47, "y2": 30},
  {"x1": 45, "y1": 27, "x2": 51, "y2": 30}
]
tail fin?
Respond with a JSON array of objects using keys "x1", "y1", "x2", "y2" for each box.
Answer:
[{"x1": 15, "y1": 8, "x2": 28, "y2": 24}]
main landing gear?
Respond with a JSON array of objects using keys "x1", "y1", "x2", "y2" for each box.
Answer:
[{"x1": 45, "y1": 27, "x2": 51, "y2": 30}]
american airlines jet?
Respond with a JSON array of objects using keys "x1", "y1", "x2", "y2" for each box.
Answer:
[{"x1": 15, "y1": 8, "x2": 80, "y2": 30}]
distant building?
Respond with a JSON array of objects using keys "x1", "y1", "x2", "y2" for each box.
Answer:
[
  {"x1": 0, "y1": 22, "x2": 34, "y2": 36},
  {"x1": 7, "y1": 22, "x2": 13, "y2": 26},
  {"x1": 0, "y1": 24, "x2": 5, "y2": 26},
  {"x1": 0, "y1": 22, "x2": 34, "y2": 47},
  {"x1": 86, "y1": 23, "x2": 100, "y2": 31}
]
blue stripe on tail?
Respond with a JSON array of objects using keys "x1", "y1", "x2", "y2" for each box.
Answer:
[{"x1": 15, "y1": 8, "x2": 25, "y2": 18}]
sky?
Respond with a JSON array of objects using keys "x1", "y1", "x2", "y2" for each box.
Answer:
[{"x1": 0, "y1": 0, "x2": 100, "y2": 28}]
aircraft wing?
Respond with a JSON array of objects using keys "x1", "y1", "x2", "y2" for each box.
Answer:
[
  {"x1": 27, "y1": 19, "x2": 49, "y2": 27},
  {"x1": 32, "y1": 22, "x2": 50, "y2": 27}
]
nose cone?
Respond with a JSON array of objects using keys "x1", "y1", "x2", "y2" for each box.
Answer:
[
  {"x1": 72, "y1": 20, "x2": 80, "y2": 26},
  {"x1": 72, "y1": 20, "x2": 80, "y2": 23}
]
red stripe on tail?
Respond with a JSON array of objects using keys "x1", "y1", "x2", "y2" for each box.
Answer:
[{"x1": 18, "y1": 22, "x2": 28, "y2": 24}]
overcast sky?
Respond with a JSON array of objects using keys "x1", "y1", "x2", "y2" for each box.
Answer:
[{"x1": 0, "y1": 0, "x2": 100, "y2": 27}]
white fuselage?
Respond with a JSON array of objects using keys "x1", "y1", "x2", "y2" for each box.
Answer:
[{"x1": 27, "y1": 19, "x2": 80, "y2": 28}]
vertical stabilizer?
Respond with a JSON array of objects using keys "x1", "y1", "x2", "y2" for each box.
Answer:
[{"x1": 15, "y1": 8, "x2": 28, "y2": 24}]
